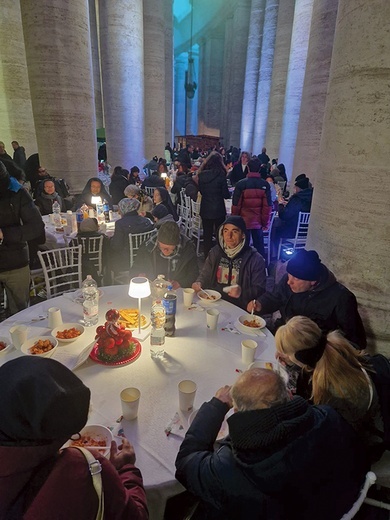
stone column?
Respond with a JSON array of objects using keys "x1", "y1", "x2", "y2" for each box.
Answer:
[
  {"x1": 200, "y1": 34, "x2": 224, "y2": 137},
  {"x1": 229, "y1": 0, "x2": 252, "y2": 147},
  {"x1": 220, "y1": 16, "x2": 233, "y2": 147},
  {"x1": 164, "y1": 0, "x2": 174, "y2": 146},
  {"x1": 292, "y1": 0, "x2": 338, "y2": 183},
  {"x1": 99, "y1": 0, "x2": 144, "y2": 169},
  {"x1": 278, "y1": 0, "x2": 314, "y2": 180},
  {"x1": 252, "y1": 0, "x2": 279, "y2": 154},
  {"x1": 0, "y1": 1, "x2": 37, "y2": 157},
  {"x1": 240, "y1": 0, "x2": 266, "y2": 152},
  {"x1": 174, "y1": 54, "x2": 187, "y2": 137},
  {"x1": 265, "y1": 0, "x2": 295, "y2": 160},
  {"x1": 307, "y1": 0, "x2": 390, "y2": 353},
  {"x1": 143, "y1": 0, "x2": 166, "y2": 160},
  {"x1": 197, "y1": 39, "x2": 207, "y2": 136},
  {"x1": 89, "y1": 0, "x2": 104, "y2": 129},
  {"x1": 20, "y1": 0, "x2": 97, "y2": 192}
]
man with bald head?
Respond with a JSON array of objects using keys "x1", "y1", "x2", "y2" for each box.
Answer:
[{"x1": 175, "y1": 368, "x2": 367, "y2": 520}]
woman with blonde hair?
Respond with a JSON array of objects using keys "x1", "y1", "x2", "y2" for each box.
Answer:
[{"x1": 275, "y1": 315, "x2": 385, "y2": 459}]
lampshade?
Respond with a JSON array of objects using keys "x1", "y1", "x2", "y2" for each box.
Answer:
[
  {"x1": 91, "y1": 196, "x2": 102, "y2": 205},
  {"x1": 128, "y1": 277, "x2": 151, "y2": 299},
  {"x1": 160, "y1": 172, "x2": 167, "y2": 179}
]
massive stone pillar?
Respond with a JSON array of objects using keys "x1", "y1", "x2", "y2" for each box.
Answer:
[
  {"x1": 240, "y1": 0, "x2": 266, "y2": 152},
  {"x1": 99, "y1": 0, "x2": 144, "y2": 169},
  {"x1": 89, "y1": 0, "x2": 104, "y2": 130},
  {"x1": 220, "y1": 16, "x2": 233, "y2": 147},
  {"x1": 292, "y1": 0, "x2": 338, "y2": 183},
  {"x1": 1, "y1": 1, "x2": 37, "y2": 158},
  {"x1": 307, "y1": 0, "x2": 390, "y2": 353},
  {"x1": 265, "y1": 0, "x2": 295, "y2": 159},
  {"x1": 174, "y1": 54, "x2": 187, "y2": 137},
  {"x1": 278, "y1": 0, "x2": 314, "y2": 180},
  {"x1": 252, "y1": 0, "x2": 279, "y2": 154},
  {"x1": 197, "y1": 39, "x2": 208, "y2": 136},
  {"x1": 143, "y1": 0, "x2": 165, "y2": 160},
  {"x1": 229, "y1": 0, "x2": 251, "y2": 147},
  {"x1": 21, "y1": 0, "x2": 97, "y2": 192},
  {"x1": 164, "y1": 0, "x2": 174, "y2": 146}
]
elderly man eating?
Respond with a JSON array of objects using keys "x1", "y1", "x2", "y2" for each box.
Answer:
[{"x1": 192, "y1": 216, "x2": 266, "y2": 310}]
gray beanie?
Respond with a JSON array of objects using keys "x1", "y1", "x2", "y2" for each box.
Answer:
[{"x1": 157, "y1": 221, "x2": 180, "y2": 245}]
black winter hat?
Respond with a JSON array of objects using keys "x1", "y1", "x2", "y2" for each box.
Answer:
[
  {"x1": 152, "y1": 204, "x2": 169, "y2": 219},
  {"x1": 286, "y1": 249, "x2": 322, "y2": 281},
  {"x1": 294, "y1": 174, "x2": 310, "y2": 190},
  {"x1": 222, "y1": 215, "x2": 247, "y2": 233}
]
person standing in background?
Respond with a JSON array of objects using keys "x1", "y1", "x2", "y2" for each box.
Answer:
[{"x1": 11, "y1": 141, "x2": 27, "y2": 170}]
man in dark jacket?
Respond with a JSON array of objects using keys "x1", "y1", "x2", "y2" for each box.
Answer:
[
  {"x1": 232, "y1": 158, "x2": 272, "y2": 258},
  {"x1": 193, "y1": 216, "x2": 266, "y2": 310},
  {"x1": 11, "y1": 141, "x2": 27, "y2": 170},
  {"x1": 177, "y1": 144, "x2": 193, "y2": 169},
  {"x1": 132, "y1": 221, "x2": 198, "y2": 289},
  {"x1": 227, "y1": 151, "x2": 250, "y2": 186},
  {"x1": 176, "y1": 368, "x2": 367, "y2": 520},
  {"x1": 248, "y1": 249, "x2": 367, "y2": 348},
  {"x1": 0, "y1": 160, "x2": 44, "y2": 313},
  {"x1": 257, "y1": 146, "x2": 270, "y2": 166},
  {"x1": 141, "y1": 170, "x2": 165, "y2": 189},
  {"x1": 275, "y1": 174, "x2": 313, "y2": 239}
]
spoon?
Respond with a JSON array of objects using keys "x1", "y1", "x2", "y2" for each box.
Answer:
[
  {"x1": 251, "y1": 300, "x2": 256, "y2": 316},
  {"x1": 30, "y1": 314, "x2": 47, "y2": 322}
]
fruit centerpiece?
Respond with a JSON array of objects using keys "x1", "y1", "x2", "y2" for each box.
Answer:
[{"x1": 93, "y1": 309, "x2": 139, "y2": 364}]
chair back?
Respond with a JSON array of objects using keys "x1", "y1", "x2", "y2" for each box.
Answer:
[
  {"x1": 263, "y1": 210, "x2": 276, "y2": 265},
  {"x1": 37, "y1": 246, "x2": 83, "y2": 299},
  {"x1": 129, "y1": 230, "x2": 156, "y2": 267},
  {"x1": 144, "y1": 187, "x2": 155, "y2": 197},
  {"x1": 190, "y1": 200, "x2": 203, "y2": 256},
  {"x1": 77, "y1": 235, "x2": 104, "y2": 280},
  {"x1": 293, "y1": 211, "x2": 311, "y2": 248},
  {"x1": 341, "y1": 471, "x2": 376, "y2": 519}
]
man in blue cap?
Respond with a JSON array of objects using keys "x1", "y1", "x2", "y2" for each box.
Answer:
[{"x1": 247, "y1": 249, "x2": 366, "y2": 348}]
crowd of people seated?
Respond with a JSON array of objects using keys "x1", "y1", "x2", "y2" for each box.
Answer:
[{"x1": 0, "y1": 140, "x2": 388, "y2": 519}]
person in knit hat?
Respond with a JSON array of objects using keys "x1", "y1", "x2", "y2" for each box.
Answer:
[
  {"x1": 0, "y1": 356, "x2": 148, "y2": 519},
  {"x1": 175, "y1": 367, "x2": 367, "y2": 520},
  {"x1": 151, "y1": 203, "x2": 176, "y2": 228},
  {"x1": 192, "y1": 216, "x2": 266, "y2": 310},
  {"x1": 248, "y1": 249, "x2": 366, "y2": 348},
  {"x1": 132, "y1": 220, "x2": 198, "y2": 289}
]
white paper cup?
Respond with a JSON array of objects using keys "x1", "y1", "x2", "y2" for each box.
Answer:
[
  {"x1": 9, "y1": 325, "x2": 27, "y2": 349},
  {"x1": 206, "y1": 309, "x2": 220, "y2": 330},
  {"x1": 241, "y1": 339, "x2": 257, "y2": 364},
  {"x1": 183, "y1": 288, "x2": 195, "y2": 306},
  {"x1": 48, "y1": 307, "x2": 63, "y2": 329},
  {"x1": 178, "y1": 380, "x2": 197, "y2": 412},
  {"x1": 120, "y1": 387, "x2": 141, "y2": 420}
]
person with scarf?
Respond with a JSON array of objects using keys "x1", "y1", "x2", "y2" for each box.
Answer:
[
  {"x1": 175, "y1": 368, "x2": 368, "y2": 520},
  {"x1": 0, "y1": 356, "x2": 148, "y2": 519},
  {"x1": 192, "y1": 216, "x2": 266, "y2": 310},
  {"x1": 34, "y1": 179, "x2": 66, "y2": 215},
  {"x1": 132, "y1": 221, "x2": 198, "y2": 289},
  {"x1": 153, "y1": 186, "x2": 178, "y2": 221},
  {"x1": 0, "y1": 160, "x2": 44, "y2": 314}
]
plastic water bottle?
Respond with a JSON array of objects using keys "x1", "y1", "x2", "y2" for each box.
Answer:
[
  {"x1": 151, "y1": 274, "x2": 169, "y2": 303},
  {"x1": 82, "y1": 275, "x2": 99, "y2": 326},
  {"x1": 76, "y1": 208, "x2": 83, "y2": 231},
  {"x1": 103, "y1": 200, "x2": 110, "y2": 222},
  {"x1": 163, "y1": 285, "x2": 177, "y2": 337},
  {"x1": 150, "y1": 300, "x2": 166, "y2": 359},
  {"x1": 52, "y1": 200, "x2": 62, "y2": 229},
  {"x1": 96, "y1": 203, "x2": 105, "y2": 224}
]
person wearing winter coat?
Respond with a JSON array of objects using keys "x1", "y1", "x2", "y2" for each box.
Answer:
[
  {"x1": 232, "y1": 158, "x2": 272, "y2": 258},
  {"x1": 153, "y1": 187, "x2": 178, "y2": 221},
  {"x1": 175, "y1": 368, "x2": 367, "y2": 520},
  {"x1": 76, "y1": 177, "x2": 113, "y2": 209},
  {"x1": 34, "y1": 179, "x2": 66, "y2": 215},
  {"x1": 227, "y1": 151, "x2": 250, "y2": 187},
  {"x1": 192, "y1": 216, "x2": 266, "y2": 310},
  {"x1": 109, "y1": 166, "x2": 129, "y2": 205}
]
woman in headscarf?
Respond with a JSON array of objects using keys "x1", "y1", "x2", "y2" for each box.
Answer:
[
  {"x1": 34, "y1": 179, "x2": 66, "y2": 215},
  {"x1": 76, "y1": 177, "x2": 112, "y2": 209},
  {"x1": 153, "y1": 186, "x2": 178, "y2": 221},
  {"x1": 109, "y1": 166, "x2": 129, "y2": 205}
]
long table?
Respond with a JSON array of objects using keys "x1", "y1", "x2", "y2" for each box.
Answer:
[{"x1": 0, "y1": 286, "x2": 277, "y2": 519}]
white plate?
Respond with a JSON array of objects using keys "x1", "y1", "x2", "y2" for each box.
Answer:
[
  {"x1": 21, "y1": 336, "x2": 58, "y2": 357},
  {"x1": 198, "y1": 289, "x2": 221, "y2": 304},
  {"x1": 62, "y1": 424, "x2": 113, "y2": 458},
  {"x1": 0, "y1": 336, "x2": 13, "y2": 356},
  {"x1": 51, "y1": 323, "x2": 85, "y2": 343},
  {"x1": 188, "y1": 408, "x2": 233, "y2": 441},
  {"x1": 238, "y1": 314, "x2": 266, "y2": 332}
]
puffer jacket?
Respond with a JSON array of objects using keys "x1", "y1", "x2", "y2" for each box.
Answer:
[
  {"x1": 232, "y1": 172, "x2": 272, "y2": 229},
  {"x1": 278, "y1": 188, "x2": 313, "y2": 237},
  {"x1": 198, "y1": 169, "x2": 230, "y2": 220}
]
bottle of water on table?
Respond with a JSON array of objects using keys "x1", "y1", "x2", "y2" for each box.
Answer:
[
  {"x1": 82, "y1": 275, "x2": 99, "y2": 326},
  {"x1": 52, "y1": 200, "x2": 62, "y2": 229},
  {"x1": 163, "y1": 285, "x2": 177, "y2": 337},
  {"x1": 150, "y1": 299, "x2": 166, "y2": 359}
]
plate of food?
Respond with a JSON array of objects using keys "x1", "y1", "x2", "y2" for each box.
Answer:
[
  {"x1": 197, "y1": 289, "x2": 221, "y2": 304},
  {"x1": 237, "y1": 314, "x2": 266, "y2": 333},
  {"x1": 89, "y1": 338, "x2": 142, "y2": 367},
  {"x1": 21, "y1": 336, "x2": 58, "y2": 357},
  {"x1": 0, "y1": 336, "x2": 13, "y2": 356},
  {"x1": 51, "y1": 323, "x2": 85, "y2": 343},
  {"x1": 63, "y1": 424, "x2": 113, "y2": 458},
  {"x1": 118, "y1": 308, "x2": 150, "y2": 330}
]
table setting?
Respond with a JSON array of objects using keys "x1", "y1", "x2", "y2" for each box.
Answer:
[{"x1": 0, "y1": 285, "x2": 278, "y2": 519}]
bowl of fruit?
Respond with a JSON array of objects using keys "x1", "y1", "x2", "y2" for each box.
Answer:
[{"x1": 89, "y1": 309, "x2": 142, "y2": 366}]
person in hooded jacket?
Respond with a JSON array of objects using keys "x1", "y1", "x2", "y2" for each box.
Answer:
[
  {"x1": 153, "y1": 186, "x2": 178, "y2": 221},
  {"x1": 0, "y1": 356, "x2": 148, "y2": 520},
  {"x1": 248, "y1": 249, "x2": 367, "y2": 348},
  {"x1": 76, "y1": 177, "x2": 112, "y2": 209},
  {"x1": 175, "y1": 368, "x2": 367, "y2": 520},
  {"x1": 198, "y1": 151, "x2": 230, "y2": 258},
  {"x1": 109, "y1": 166, "x2": 129, "y2": 205},
  {"x1": 192, "y1": 216, "x2": 266, "y2": 310},
  {"x1": 0, "y1": 160, "x2": 44, "y2": 314}
]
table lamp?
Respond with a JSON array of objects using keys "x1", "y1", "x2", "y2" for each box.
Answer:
[
  {"x1": 91, "y1": 196, "x2": 102, "y2": 205},
  {"x1": 128, "y1": 277, "x2": 151, "y2": 333}
]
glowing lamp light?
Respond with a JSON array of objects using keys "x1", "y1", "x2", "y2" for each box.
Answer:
[{"x1": 128, "y1": 277, "x2": 151, "y2": 333}]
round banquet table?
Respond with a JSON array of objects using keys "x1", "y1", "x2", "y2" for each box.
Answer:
[{"x1": 0, "y1": 286, "x2": 277, "y2": 519}]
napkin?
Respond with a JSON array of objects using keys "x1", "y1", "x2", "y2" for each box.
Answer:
[{"x1": 164, "y1": 412, "x2": 186, "y2": 437}]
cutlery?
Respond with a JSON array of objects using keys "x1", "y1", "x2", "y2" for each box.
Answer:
[{"x1": 251, "y1": 300, "x2": 255, "y2": 316}]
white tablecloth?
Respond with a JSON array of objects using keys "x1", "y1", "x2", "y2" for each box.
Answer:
[{"x1": 0, "y1": 286, "x2": 276, "y2": 519}]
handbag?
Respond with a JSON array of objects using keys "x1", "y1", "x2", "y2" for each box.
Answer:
[{"x1": 72, "y1": 447, "x2": 104, "y2": 520}]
